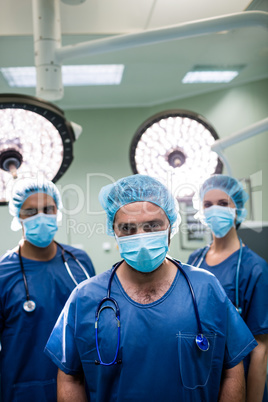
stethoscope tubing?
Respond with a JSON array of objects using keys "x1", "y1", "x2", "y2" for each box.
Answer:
[
  {"x1": 166, "y1": 257, "x2": 203, "y2": 335},
  {"x1": 192, "y1": 238, "x2": 243, "y2": 314},
  {"x1": 55, "y1": 241, "x2": 90, "y2": 286},
  {"x1": 18, "y1": 246, "x2": 31, "y2": 302},
  {"x1": 19, "y1": 242, "x2": 90, "y2": 313},
  {"x1": 95, "y1": 262, "x2": 122, "y2": 365},
  {"x1": 95, "y1": 258, "x2": 210, "y2": 366}
]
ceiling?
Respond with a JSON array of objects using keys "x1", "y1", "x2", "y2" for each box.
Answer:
[{"x1": 0, "y1": 0, "x2": 267, "y2": 110}]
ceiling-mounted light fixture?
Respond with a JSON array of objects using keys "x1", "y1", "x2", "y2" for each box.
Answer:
[
  {"x1": 0, "y1": 93, "x2": 82, "y2": 205},
  {"x1": 130, "y1": 110, "x2": 223, "y2": 199},
  {"x1": 28, "y1": 0, "x2": 267, "y2": 102},
  {"x1": 182, "y1": 65, "x2": 245, "y2": 84},
  {"x1": 0, "y1": 65, "x2": 125, "y2": 88},
  {"x1": 61, "y1": 0, "x2": 86, "y2": 4}
]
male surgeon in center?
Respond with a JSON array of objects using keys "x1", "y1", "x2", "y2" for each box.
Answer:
[{"x1": 45, "y1": 174, "x2": 257, "y2": 402}]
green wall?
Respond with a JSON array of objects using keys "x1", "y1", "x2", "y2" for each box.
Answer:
[{"x1": 0, "y1": 78, "x2": 267, "y2": 273}]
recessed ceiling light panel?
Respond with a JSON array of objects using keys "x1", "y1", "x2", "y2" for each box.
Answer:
[
  {"x1": 182, "y1": 65, "x2": 245, "y2": 83},
  {"x1": 0, "y1": 65, "x2": 125, "y2": 87},
  {"x1": 130, "y1": 110, "x2": 223, "y2": 199},
  {"x1": 0, "y1": 94, "x2": 77, "y2": 204}
]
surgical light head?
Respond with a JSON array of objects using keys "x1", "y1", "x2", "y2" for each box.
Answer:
[
  {"x1": 9, "y1": 177, "x2": 63, "y2": 231},
  {"x1": 199, "y1": 174, "x2": 248, "y2": 224},
  {"x1": 99, "y1": 174, "x2": 180, "y2": 236}
]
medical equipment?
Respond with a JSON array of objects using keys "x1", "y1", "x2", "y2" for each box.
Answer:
[
  {"x1": 18, "y1": 241, "x2": 90, "y2": 313},
  {"x1": 203, "y1": 205, "x2": 236, "y2": 238},
  {"x1": 115, "y1": 228, "x2": 169, "y2": 273},
  {"x1": 191, "y1": 238, "x2": 243, "y2": 314},
  {"x1": 129, "y1": 110, "x2": 222, "y2": 200},
  {"x1": 95, "y1": 257, "x2": 210, "y2": 366}
]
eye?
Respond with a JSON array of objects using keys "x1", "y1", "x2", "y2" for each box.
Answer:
[
  {"x1": 143, "y1": 222, "x2": 163, "y2": 232},
  {"x1": 120, "y1": 224, "x2": 137, "y2": 235},
  {"x1": 44, "y1": 205, "x2": 56, "y2": 214},
  {"x1": 20, "y1": 208, "x2": 38, "y2": 217},
  {"x1": 218, "y1": 200, "x2": 229, "y2": 207},
  {"x1": 203, "y1": 202, "x2": 212, "y2": 209}
]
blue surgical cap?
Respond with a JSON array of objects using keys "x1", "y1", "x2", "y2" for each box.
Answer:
[
  {"x1": 9, "y1": 177, "x2": 63, "y2": 231},
  {"x1": 99, "y1": 174, "x2": 180, "y2": 236},
  {"x1": 200, "y1": 174, "x2": 249, "y2": 223}
]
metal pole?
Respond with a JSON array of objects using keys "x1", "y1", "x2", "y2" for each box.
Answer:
[{"x1": 32, "y1": 0, "x2": 63, "y2": 100}]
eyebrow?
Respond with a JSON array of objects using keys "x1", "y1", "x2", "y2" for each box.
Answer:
[
  {"x1": 204, "y1": 198, "x2": 229, "y2": 203},
  {"x1": 21, "y1": 204, "x2": 56, "y2": 210},
  {"x1": 117, "y1": 219, "x2": 165, "y2": 228}
]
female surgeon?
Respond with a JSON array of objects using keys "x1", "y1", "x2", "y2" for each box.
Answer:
[{"x1": 187, "y1": 174, "x2": 268, "y2": 402}]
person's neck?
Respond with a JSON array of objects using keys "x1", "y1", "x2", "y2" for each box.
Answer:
[
  {"x1": 117, "y1": 258, "x2": 177, "y2": 287},
  {"x1": 18, "y1": 239, "x2": 58, "y2": 261},
  {"x1": 116, "y1": 258, "x2": 177, "y2": 304},
  {"x1": 210, "y1": 228, "x2": 240, "y2": 254}
]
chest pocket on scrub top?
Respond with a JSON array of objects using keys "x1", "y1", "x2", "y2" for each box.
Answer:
[{"x1": 178, "y1": 332, "x2": 216, "y2": 389}]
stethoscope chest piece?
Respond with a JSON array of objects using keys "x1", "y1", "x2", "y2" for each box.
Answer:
[
  {"x1": 18, "y1": 242, "x2": 90, "y2": 314},
  {"x1": 23, "y1": 300, "x2": 36, "y2": 313},
  {"x1": 195, "y1": 334, "x2": 210, "y2": 352}
]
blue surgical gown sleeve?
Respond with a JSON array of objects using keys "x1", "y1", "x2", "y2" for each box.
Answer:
[
  {"x1": 45, "y1": 286, "x2": 82, "y2": 375},
  {"x1": 244, "y1": 258, "x2": 268, "y2": 335},
  {"x1": 223, "y1": 288, "x2": 257, "y2": 369}
]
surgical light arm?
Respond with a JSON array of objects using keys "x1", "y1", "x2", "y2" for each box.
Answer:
[
  {"x1": 211, "y1": 118, "x2": 268, "y2": 176},
  {"x1": 32, "y1": 0, "x2": 268, "y2": 100}
]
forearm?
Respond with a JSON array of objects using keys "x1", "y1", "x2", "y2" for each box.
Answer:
[
  {"x1": 218, "y1": 361, "x2": 245, "y2": 402},
  {"x1": 246, "y1": 335, "x2": 268, "y2": 402},
  {"x1": 57, "y1": 369, "x2": 87, "y2": 402}
]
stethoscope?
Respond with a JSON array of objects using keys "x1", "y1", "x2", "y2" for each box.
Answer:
[
  {"x1": 95, "y1": 258, "x2": 210, "y2": 366},
  {"x1": 191, "y1": 238, "x2": 243, "y2": 314},
  {"x1": 18, "y1": 241, "x2": 90, "y2": 313}
]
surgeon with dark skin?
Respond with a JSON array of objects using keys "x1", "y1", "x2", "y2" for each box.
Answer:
[{"x1": 0, "y1": 178, "x2": 95, "y2": 402}]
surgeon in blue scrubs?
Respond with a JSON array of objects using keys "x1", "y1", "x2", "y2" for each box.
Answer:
[
  {"x1": 0, "y1": 178, "x2": 95, "y2": 402},
  {"x1": 45, "y1": 174, "x2": 257, "y2": 402},
  {"x1": 187, "y1": 174, "x2": 268, "y2": 402}
]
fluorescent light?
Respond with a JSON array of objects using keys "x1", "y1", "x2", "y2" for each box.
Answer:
[
  {"x1": 183, "y1": 71, "x2": 239, "y2": 83},
  {"x1": 63, "y1": 65, "x2": 124, "y2": 85},
  {"x1": 0, "y1": 65, "x2": 125, "y2": 87},
  {"x1": 182, "y1": 65, "x2": 245, "y2": 84},
  {"x1": 1, "y1": 67, "x2": 36, "y2": 87}
]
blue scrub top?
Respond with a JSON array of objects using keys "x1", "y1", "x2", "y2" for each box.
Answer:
[
  {"x1": 187, "y1": 245, "x2": 268, "y2": 336},
  {"x1": 188, "y1": 245, "x2": 268, "y2": 402},
  {"x1": 45, "y1": 260, "x2": 256, "y2": 402},
  {"x1": 0, "y1": 243, "x2": 95, "y2": 402}
]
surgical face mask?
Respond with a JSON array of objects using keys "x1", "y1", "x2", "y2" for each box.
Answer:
[
  {"x1": 204, "y1": 205, "x2": 236, "y2": 238},
  {"x1": 21, "y1": 213, "x2": 58, "y2": 248},
  {"x1": 115, "y1": 227, "x2": 169, "y2": 273}
]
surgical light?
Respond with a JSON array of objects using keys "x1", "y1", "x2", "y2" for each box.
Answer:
[
  {"x1": 130, "y1": 110, "x2": 223, "y2": 199},
  {"x1": 0, "y1": 94, "x2": 81, "y2": 205}
]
